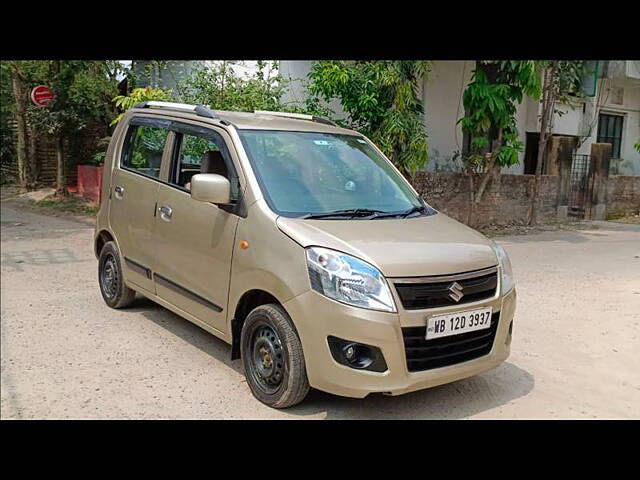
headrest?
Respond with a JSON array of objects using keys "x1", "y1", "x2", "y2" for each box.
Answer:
[{"x1": 201, "y1": 150, "x2": 228, "y2": 177}]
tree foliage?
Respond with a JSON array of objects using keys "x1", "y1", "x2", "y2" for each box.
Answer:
[
  {"x1": 308, "y1": 61, "x2": 431, "y2": 175},
  {"x1": 177, "y1": 61, "x2": 283, "y2": 111},
  {"x1": 175, "y1": 60, "x2": 332, "y2": 118},
  {"x1": 2, "y1": 60, "x2": 124, "y2": 189},
  {"x1": 111, "y1": 86, "x2": 172, "y2": 125},
  {"x1": 0, "y1": 62, "x2": 16, "y2": 182},
  {"x1": 25, "y1": 61, "x2": 121, "y2": 136},
  {"x1": 459, "y1": 61, "x2": 541, "y2": 172}
]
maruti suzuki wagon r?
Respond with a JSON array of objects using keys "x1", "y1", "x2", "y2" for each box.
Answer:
[{"x1": 94, "y1": 101, "x2": 516, "y2": 408}]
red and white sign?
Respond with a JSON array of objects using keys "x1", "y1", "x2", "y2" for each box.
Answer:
[{"x1": 30, "y1": 85, "x2": 55, "y2": 107}]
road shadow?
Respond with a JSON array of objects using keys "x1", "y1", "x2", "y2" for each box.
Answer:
[
  {"x1": 128, "y1": 295, "x2": 244, "y2": 377},
  {"x1": 286, "y1": 361, "x2": 534, "y2": 419},
  {"x1": 126, "y1": 295, "x2": 533, "y2": 419},
  {"x1": 1, "y1": 248, "x2": 92, "y2": 272}
]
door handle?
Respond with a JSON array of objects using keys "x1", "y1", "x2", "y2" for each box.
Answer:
[
  {"x1": 158, "y1": 205, "x2": 173, "y2": 222},
  {"x1": 114, "y1": 185, "x2": 124, "y2": 199}
]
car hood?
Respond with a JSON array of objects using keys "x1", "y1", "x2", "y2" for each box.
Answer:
[{"x1": 276, "y1": 212, "x2": 498, "y2": 277}]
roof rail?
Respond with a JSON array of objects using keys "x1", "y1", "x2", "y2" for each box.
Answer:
[
  {"x1": 135, "y1": 101, "x2": 217, "y2": 119},
  {"x1": 254, "y1": 110, "x2": 337, "y2": 127}
]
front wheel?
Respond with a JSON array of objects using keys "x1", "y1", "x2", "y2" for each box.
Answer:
[{"x1": 240, "y1": 304, "x2": 310, "y2": 408}]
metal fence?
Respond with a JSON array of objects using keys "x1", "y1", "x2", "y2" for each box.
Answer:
[{"x1": 567, "y1": 154, "x2": 592, "y2": 218}]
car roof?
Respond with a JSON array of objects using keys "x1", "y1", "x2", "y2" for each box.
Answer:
[
  {"x1": 129, "y1": 106, "x2": 358, "y2": 135},
  {"x1": 215, "y1": 110, "x2": 357, "y2": 134}
]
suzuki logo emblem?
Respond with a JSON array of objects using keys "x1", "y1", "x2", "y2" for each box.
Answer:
[{"x1": 448, "y1": 282, "x2": 464, "y2": 302}]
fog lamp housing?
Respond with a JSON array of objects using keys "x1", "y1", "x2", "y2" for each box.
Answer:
[{"x1": 327, "y1": 336, "x2": 388, "y2": 373}]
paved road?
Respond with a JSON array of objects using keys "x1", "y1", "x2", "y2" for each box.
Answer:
[{"x1": 1, "y1": 202, "x2": 639, "y2": 419}]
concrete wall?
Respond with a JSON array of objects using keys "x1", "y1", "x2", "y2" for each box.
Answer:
[{"x1": 421, "y1": 61, "x2": 474, "y2": 172}]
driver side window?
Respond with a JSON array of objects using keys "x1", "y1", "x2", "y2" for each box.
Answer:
[
  {"x1": 172, "y1": 134, "x2": 221, "y2": 190},
  {"x1": 168, "y1": 125, "x2": 239, "y2": 201}
]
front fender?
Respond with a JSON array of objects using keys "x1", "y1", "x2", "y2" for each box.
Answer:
[{"x1": 227, "y1": 200, "x2": 310, "y2": 329}]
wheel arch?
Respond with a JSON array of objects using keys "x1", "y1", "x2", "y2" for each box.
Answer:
[
  {"x1": 95, "y1": 229, "x2": 115, "y2": 259},
  {"x1": 231, "y1": 289, "x2": 288, "y2": 360}
]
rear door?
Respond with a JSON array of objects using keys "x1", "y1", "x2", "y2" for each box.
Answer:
[
  {"x1": 109, "y1": 116, "x2": 172, "y2": 293},
  {"x1": 152, "y1": 121, "x2": 243, "y2": 335}
]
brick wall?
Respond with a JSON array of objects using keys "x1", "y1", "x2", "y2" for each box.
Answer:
[
  {"x1": 606, "y1": 176, "x2": 640, "y2": 217},
  {"x1": 411, "y1": 172, "x2": 560, "y2": 227},
  {"x1": 411, "y1": 171, "x2": 639, "y2": 226}
]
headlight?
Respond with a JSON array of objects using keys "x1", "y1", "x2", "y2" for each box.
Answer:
[
  {"x1": 491, "y1": 242, "x2": 515, "y2": 294},
  {"x1": 305, "y1": 247, "x2": 396, "y2": 312}
]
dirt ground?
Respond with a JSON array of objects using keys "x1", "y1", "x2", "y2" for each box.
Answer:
[{"x1": 1, "y1": 200, "x2": 639, "y2": 419}]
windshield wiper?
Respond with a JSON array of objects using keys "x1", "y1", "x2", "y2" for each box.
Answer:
[
  {"x1": 364, "y1": 205, "x2": 427, "y2": 219},
  {"x1": 300, "y1": 208, "x2": 386, "y2": 220},
  {"x1": 399, "y1": 205, "x2": 427, "y2": 218}
]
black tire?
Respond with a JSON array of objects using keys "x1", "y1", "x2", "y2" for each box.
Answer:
[
  {"x1": 98, "y1": 241, "x2": 136, "y2": 309},
  {"x1": 241, "y1": 304, "x2": 310, "y2": 408}
]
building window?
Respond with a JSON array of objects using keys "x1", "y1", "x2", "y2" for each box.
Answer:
[{"x1": 597, "y1": 113, "x2": 623, "y2": 159}]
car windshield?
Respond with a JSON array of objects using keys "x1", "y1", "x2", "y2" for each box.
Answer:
[{"x1": 238, "y1": 130, "x2": 425, "y2": 218}]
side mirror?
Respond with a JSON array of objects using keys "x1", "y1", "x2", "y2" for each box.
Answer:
[{"x1": 190, "y1": 173, "x2": 231, "y2": 205}]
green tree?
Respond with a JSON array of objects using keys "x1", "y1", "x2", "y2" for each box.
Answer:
[
  {"x1": 111, "y1": 86, "x2": 172, "y2": 125},
  {"x1": 23, "y1": 61, "x2": 123, "y2": 191},
  {"x1": 175, "y1": 60, "x2": 332, "y2": 118},
  {"x1": 458, "y1": 61, "x2": 542, "y2": 224},
  {"x1": 529, "y1": 60, "x2": 585, "y2": 225},
  {"x1": 308, "y1": 61, "x2": 431, "y2": 176},
  {"x1": 177, "y1": 61, "x2": 282, "y2": 111},
  {"x1": 0, "y1": 63, "x2": 15, "y2": 184},
  {"x1": 3, "y1": 61, "x2": 40, "y2": 187}
]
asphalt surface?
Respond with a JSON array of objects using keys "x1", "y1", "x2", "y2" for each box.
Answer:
[{"x1": 1, "y1": 202, "x2": 639, "y2": 419}]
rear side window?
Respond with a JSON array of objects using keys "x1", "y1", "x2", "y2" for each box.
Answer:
[{"x1": 121, "y1": 124, "x2": 169, "y2": 179}]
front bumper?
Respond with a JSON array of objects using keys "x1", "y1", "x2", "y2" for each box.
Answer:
[{"x1": 283, "y1": 287, "x2": 516, "y2": 398}]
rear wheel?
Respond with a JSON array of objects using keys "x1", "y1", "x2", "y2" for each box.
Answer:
[
  {"x1": 98, "y1": 241, "x2": 136, "y2": 309},
  {"x1": 241, "y1": 304, "x2": 310, "y2": 408}
]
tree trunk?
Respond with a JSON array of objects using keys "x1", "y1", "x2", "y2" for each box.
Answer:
[
  {"x1": 11, "y1": 71, "x2": 29, "y2": 187},
  {"x1": 467, "y1": 171, "x2": 475, "y2": 227},
  {"x1": 474, "y1": 157, "x2": 496, "y2": 204},
  {"x1": 474, "y1": 128, "x2": 503, "y2": 204},
  {"x1": 529, "y1": 63, "x2": 558, "y2": 226},
  {"x1": 56, "y1": 134, "x2": 65, "y2": 192},
  {"x1": 27, "y1": 123, "x2": 38, "y2": 187}
]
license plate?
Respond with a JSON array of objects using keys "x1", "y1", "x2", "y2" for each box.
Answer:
[{"x1": 426, "y1": 307, "x2": 493, "y2": 340}]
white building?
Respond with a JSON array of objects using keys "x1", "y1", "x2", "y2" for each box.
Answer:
[{"x1": 279, "y1": 60, "x2": 640, "y2": 175}]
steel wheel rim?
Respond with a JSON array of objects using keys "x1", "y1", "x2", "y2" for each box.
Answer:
[
  {"x1": 249, "y1": 323, "x2": 285, "y2": 394},
  {"x1": 101, "y1": 253, "x2": 118, "y2": 300}
]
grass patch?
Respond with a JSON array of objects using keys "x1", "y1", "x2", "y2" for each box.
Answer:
[
  {"x1": 35, "y1": 194, "x2": 99, "y2": 216},
  {"x1": 606, "y1": 211, "x2": 640, "y2": 224},
  {"x1": 478, "y1": 220, "x2": 600, "y2": 238}
]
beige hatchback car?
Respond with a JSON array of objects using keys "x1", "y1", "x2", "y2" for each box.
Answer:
[{"x1": 95, "y1": 101, "x2": 516, "y2": 408}]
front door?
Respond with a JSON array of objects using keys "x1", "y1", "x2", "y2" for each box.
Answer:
[
  {"x1": 152, "y1": 123, "x2": 241, "y2": 335},
  {"x1": 109, "y1": 117, "x2": 172, "y2": 293}
]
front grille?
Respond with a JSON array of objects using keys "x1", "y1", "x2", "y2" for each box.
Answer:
[
  {"x1": 402, "y1": 312, "x2": 500, "y2": 372},
  {"x1": 394, "y1": 268, "x2": 498, "y2": 310}
]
